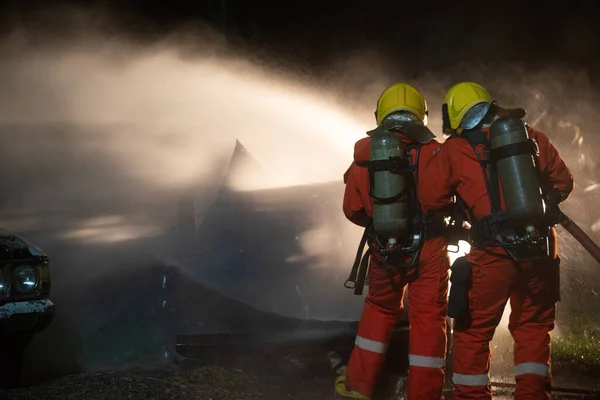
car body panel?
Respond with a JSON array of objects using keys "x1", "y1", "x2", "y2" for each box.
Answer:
[{"x1": 164, "y1": 140, "x2": 408, "y2": 323}]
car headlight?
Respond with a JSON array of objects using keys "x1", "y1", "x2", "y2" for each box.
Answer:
[{"x1": 13, "y1": 265, "x2": 38, "y2": 294}]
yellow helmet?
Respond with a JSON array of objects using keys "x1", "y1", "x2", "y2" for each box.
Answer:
[
  {"x1": 375, "y1": 83, "x2": 428, "y2": 125},
  {"x1": 442, "y1": 82, "x2": 493, "y2": 131}
]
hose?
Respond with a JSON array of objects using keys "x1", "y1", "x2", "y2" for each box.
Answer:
[{"x1": 559, "y1": 212, "x2": 600, "y2": 265}]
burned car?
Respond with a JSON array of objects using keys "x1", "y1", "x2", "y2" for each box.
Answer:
[
  {"x1": 165, "y1": 141, "x2": 410, "y2": 360},
  {"x1": 0, "y1": 229, "x2": 54, "y2": 387}
]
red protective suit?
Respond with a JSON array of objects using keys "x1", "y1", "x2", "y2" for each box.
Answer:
[
  {"x1": 342, "y1": 132, "x2": 450, "y2": 399},
  {"x1": 418, "y1": 125, "x2": 574, "y2": 400}
]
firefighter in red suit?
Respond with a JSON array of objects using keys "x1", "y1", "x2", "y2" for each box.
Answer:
[
  {"x1": 335, "y1": 83, "x2": 451, "y2": 400},
  {"x1": 418, "y1": 82, "x2": 574, "y2": 400}
]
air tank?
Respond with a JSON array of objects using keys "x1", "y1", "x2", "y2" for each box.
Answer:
[
  {"x1": 489, "y1": 117, "x2": 545, "y2": 228},
  {"x1": 369, "y1": 129, "x2": 408, "y2": 243}
]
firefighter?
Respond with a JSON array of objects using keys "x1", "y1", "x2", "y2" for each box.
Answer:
[
  {"x1": 418, "y1": 82, "x2": 574, "y2": 400},
  {"x1": 335, "y1": 82, "x2": 451, "y2": 399}
]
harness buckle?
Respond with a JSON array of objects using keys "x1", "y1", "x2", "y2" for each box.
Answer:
[
  {"x1": 385, "y1": 241, "x2": 399, "y2": 253},
  {"x1": 527, "y1": 227, "x2": 541, "y2": 241}
]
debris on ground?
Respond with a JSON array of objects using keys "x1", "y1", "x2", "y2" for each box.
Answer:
[
  {"x1": 4, "y1": 365, "x2": 263, "y2": 400},
  {"x1": 5, "y1": 355, "x2": 600, "y2": 400}
]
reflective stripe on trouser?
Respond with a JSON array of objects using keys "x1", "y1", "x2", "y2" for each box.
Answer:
[
  {"x1": 452, "y1": 255, "x2": 556, "y2": 400},
  {"x1": 345, "y1": 239, "x2": 449, "y2": 399},
  {"x1": 515, "y1": 362, "x2": 549, "y2": 377},
  {"x1": 355, "y1": 335, "x2": 388, "y2": 354},
  {"x1": 452, "y1": 372, "x2": 489, "y2": 386},
  {"x1": 345, "y1": 257, "x2": 407, "y2": 398},
  {"x1": 409, "y1": 355, "x2": 445, "y2": 369},
  {"x1": 406, "y1": 240, "x2": 449, "y2": 400}
]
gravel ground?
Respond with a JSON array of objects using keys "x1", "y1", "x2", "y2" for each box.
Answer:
[
  {"x1": 4, "y1": 365, "x2": 263, "y2": 400},
  {"x1": 3, "y1": 358, "x2": 599, "y2": 400}
]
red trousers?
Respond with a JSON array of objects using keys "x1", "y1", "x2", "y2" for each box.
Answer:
[
  {"x1": 452, "y1": 249, "x2": 560, "y2": 400},
  {"x1": 346, "y1": 237, "x2": 450, "y2": 399}
]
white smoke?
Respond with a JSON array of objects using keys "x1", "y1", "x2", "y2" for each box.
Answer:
[{"x1": 0, "y1": 41, "x2": 367, "y2": 193}]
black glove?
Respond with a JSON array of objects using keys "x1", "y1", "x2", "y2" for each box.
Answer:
[
  {"x1": 546, "y1": 187, "x2": 563, "y2": 204},
  {"x1": 544, "y1": 187, "x2": 564, "y2": 225}
]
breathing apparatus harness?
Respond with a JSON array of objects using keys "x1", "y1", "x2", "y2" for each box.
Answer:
[
  {"x1": 448, "y1": 127, "x2": 555, "y2": 262},
  {"x1": 344, "y1": 128, "x2": 446, "y2": 295}
]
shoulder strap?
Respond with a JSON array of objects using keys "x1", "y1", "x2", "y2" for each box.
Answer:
[
  {"x1": 453, "y1": 130, "x2": 503, "y2": 217},
  {"x1": 405, "y1": 142, "x2": 423, "y2": 217}
]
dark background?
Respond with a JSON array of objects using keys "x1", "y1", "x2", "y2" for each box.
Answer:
[{"x1": 2, "y1": 0, "x2": 600, "y2": 83}]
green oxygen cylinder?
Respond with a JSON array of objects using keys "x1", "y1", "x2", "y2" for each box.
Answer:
[
  {"x1": 488, "y1": 117, "x2": 545, "y2": 231},
  {"x1": 369, "y1": 128, "x2": 408, "y2": 246}
]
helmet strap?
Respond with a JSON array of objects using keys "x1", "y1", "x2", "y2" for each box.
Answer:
[{"x1": 442, "y1": 103, "x2": 456, "y2": 135}]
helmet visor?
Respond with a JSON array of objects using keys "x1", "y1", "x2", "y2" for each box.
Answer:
[
  {"x1": 461, "y1": 101, "x2": 492, "y2": 130},
  {"x1": 382, "y1": 111, "x2": 422, "y2": 126}
]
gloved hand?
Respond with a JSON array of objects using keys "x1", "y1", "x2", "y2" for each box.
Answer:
[
  {"x1": 544, "y1": 187, "x2": 565, "y2": 225},
  {"x1": 546, "y1": 187, "x2": 563, "y2": 204}
]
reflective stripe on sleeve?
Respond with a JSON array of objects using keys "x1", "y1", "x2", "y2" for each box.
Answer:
[
  {"x1": 354, "y1": 335, "x2": 387, "y2": 354},
  {"x1": 515, "y1": 362, "x2": 550, "y2": 377},
  {"x1": 408, "y1": 354, "x2": 445, "y2": 369}
]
